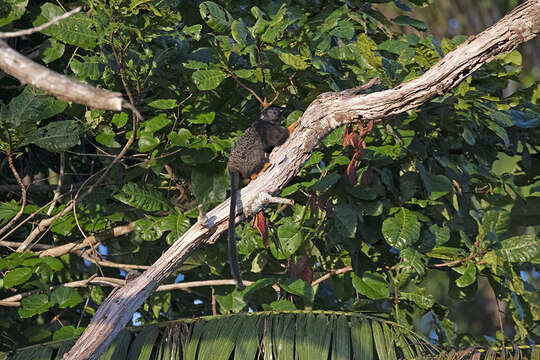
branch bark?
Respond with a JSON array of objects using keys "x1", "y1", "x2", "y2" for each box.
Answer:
[
  {"x1": 0, "y1": 40, "x2": 123, "y2": 111},
  {"x1": 62, "y1": 1, "x2": 540, "y2": 358}
]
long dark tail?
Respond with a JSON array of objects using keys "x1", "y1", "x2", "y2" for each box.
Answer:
[{"x1": 229, "y1": 172, "x2": 245, "y2": 290}]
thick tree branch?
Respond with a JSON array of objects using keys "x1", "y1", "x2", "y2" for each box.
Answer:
[
  {"x1": 0, "y1": 40, "x2": 123, "y2": 110},
  {"x1": 59, "y1": 1, "x2": 540, "y2": 358}
]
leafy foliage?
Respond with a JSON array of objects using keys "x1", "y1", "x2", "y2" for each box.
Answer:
[{"x1": 0, "y1": 0, "x2": 539, "y2": 354}]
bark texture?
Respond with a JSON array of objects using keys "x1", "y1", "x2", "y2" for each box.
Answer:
[{"x1": 0, "y1": 40, "x2": 123, "y2": 111}]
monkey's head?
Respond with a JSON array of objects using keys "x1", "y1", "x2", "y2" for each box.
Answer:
[{"x1": 260, "y1": 107, "x2": 283, "y2": 123}]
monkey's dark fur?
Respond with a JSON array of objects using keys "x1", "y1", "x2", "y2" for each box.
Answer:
[{"x1": 228, "y1": 107, "x2": 289, "y2": 289}]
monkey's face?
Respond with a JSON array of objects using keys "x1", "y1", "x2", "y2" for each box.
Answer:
[{"x1": 260, "y1": 107, "x2": 283, "y2": 123}]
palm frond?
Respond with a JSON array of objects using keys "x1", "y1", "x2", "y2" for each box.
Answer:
[{"x1": 3, "y1": 311, "x2": 538, "y2": 360}]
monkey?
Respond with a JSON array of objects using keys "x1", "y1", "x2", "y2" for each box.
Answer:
[{"x1": 227, "y1": 107, "x2": 290, "y2": 289}]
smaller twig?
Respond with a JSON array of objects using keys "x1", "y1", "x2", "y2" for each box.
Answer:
[
  {"x1": 110, "y1": 32, "x2": 135, "y2": 105},
  {"x1": 0, "y1": 150, "x2": 27, "y2": 237},
  {"x1": 266, "y1": 71, "x2": 298, "y2": 108},
  {"x1": 311, "y1": 266, "x2": 352, "y2": 286},
  {"x1": 0, "y1": 300, "x2": 20, "y2": 307},
  {"x1": 225, "y1": 67, "x2": 264, "y2": 105},
  {"x1": 47, "y1": 152, "x2": 65, "y2": 215},
  {"x1": 197, "y1": 204, "x2": 208, "y2": 227},
  {"x1": 76, "y1": 296, "x2": 90, "y2": 328},
  {"x1": 490, "y1": 283, "x2": 506, "y2": 349},
  {"x1": 80, "y1": 252, "x2": 150, "y2": 271},
  {"x1": 39, "y1": 221, "x2": 135, "y2": 257},
  {"x1": 0, "y1": 241, "x2": 51, "y2": 250},
  {"x1": 244, "y1": 192, "x2": 294, "y2": 217},
  {"x1": 431, "y1": 251, "x2": 482, "y2": 268},
  {"x1": 0, "y1": 7, "x2": 81, "y2": 39}
]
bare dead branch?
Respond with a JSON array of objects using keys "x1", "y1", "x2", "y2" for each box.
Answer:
[
  {"x1": 0, "y1": 7, "x2": 82, "y2": 39},
  {"x1": 311, "y1": 266, "x2": 353, "y2": 286},
  {"x1": 0, "y1": 277, "x2": 261, "y2": 306},
  {"x1": 38, "y1": 222, "x2": 135, "y2": 257},
  {"x1": 0, "y1": 40, "x2": 123, "y2": 111},
  {"x1": 0, "y1": 241, "x2": 51, "y2": 250}
]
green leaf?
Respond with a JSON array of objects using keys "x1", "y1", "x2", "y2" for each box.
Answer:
[
  {"x1": 277, "y1": 50, "x2": 309, "y2": 70},
  {"x1": 311, "y1": 173, "x2": 341, "y2": 191},
  {"x1": 428, "y1": 224, "x2": 451, "y2": 246},
  {"x1": 50, "y1": 213, "x2": 75, "y2": 236},
  {"x1": 148, "y1": 99, "x2": 177, "y2": 109},
  {"x1": 351, "y1": 319, "x2": 373, "y2": 360},
  {"x1": 169, "y1": 128, "x2": 193, "y2": 147},
  {"x1": 481, "y1": 209, "x2": 510, "y2": 239},
  {"x1": 3, "y1": 267, "x2": 32, "y2": 288},
  {"x1": 135, "y1": 219, "x2": 164, "y2": 242},
  {"x1": 192, "y1": 69, "x2": 227, "y2": 90},
  {"x1": 231, "y1": 18, "x2": 252, "y2": 49},
  {"x1": 40, "y1": 256, "x2": 63, "y2": 271},
  {"x1": 53, "y1": 325, "x2": 84, "y2": 341},
  {"x1": 41, "y1": 39, "x2": 65, "y2": 63},
  {"x1": 112, "y1": 112, "x2": 128, "y2": 128},
  {"x1": 382, "y1": 208, "x2": 421, "y2": 250},
  {"x1": 0, "y1": 0, "x2": 28, "y2": 27},
  {"x1": 269, "y1": 299, "x2": 296, "y2": 311},
  {"x1": 357, "y1": 33, "x2": 382, "y2": 68},
  {"x1": 427, "y1": 246, "x2": 465, "y2": 261},
  {"x1": 334, "y1": 203, "x2": 358, "y2": 237},
  {"x1": 455, "y1": 261, "x2": 477, "y2": 288},
  {"x1": 269, "y1": 220, "x2": 303, "y2": 260},
  {"x1": 378, "y1": 40, "x2": 410, "y2": 55},
  {"x1": 114, "y1": 182, "x2": 172, "y2": 212},
  {"x1": 331, "y1": 316, "x2": 351, "y2": 360},
  {"x1": 70, "y1": 56, "x2": 102, "y2": 80},
  {"x1": 186, "y1": 111, "x2": 215, "y2": 124},
  {"x1": 33, "y1": 3, "x2": 100, "y2": 50},
  {"x1": 26, "y1": 120, "x2": 83, "y2": 152},
  {"x1": 138, "y1": 132, "x2": 160, "y2": 152},
  {"x1": 51, "y1": 286, "x2": 83, "y2": 309},
  {"x1": 280, "y1": 279, "x2": 314, "y2": 303},
  {"x1": 199, "y1": 2, "x2": 233, "y2": 33},
  {"x1": 401, "y1": 291, "x2": 434, "y2": 309},
  {"x1": 183, "y1": 24, "x2": 202, "y2": 40},
  {"x1": 96, "y1": 126, "x2": 121, "y2": 148},
  {"x1": 162, "y1": 213, "x2": 191, "y2": 245},
  {"x1": 214, "y1": 290, "x2": 247, "y2": 313},
  {"x1": 19, "y1": 294, "x2": 52, "y2": 318},
  {"x1": 399, "y1": 248, "x2": 426, "y2": 276},
  {"x1": 352, "y1": 271, "x2": 389, "y2": 300},
  {"x1": 393, "y1": 15, "x2": 427, "y2": 31},
  {"x1": 486, "y1": 119, "x2": 509, "y2": 147},
  {"x1": 496, "y1": 234, "x2": 540, "y2": 263},
  {"x1": 1, "y1": 86, "x2": 67, "y2": 147},
  {"x1": 143, "y1": 114, "x2": 171, "y2": 133},
  {"x1": 0, "y1": 200, "x2": 20, "y2": 224},
  {"x1": 191, "y1": 165, "x2": 228, "y2": 207}
]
